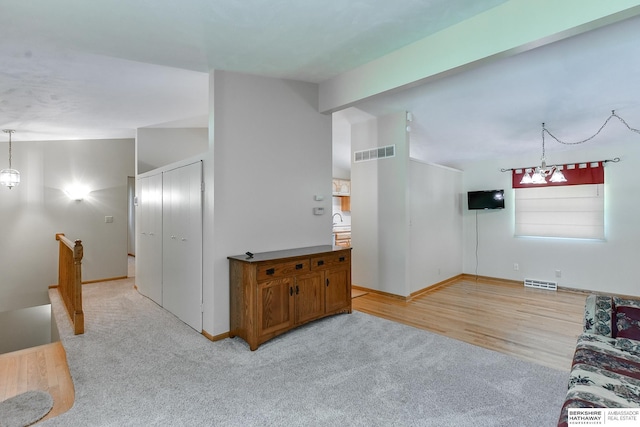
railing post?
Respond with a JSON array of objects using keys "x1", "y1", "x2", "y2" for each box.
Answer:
[
  {"x1": 55, "y1": 233, "x2": 84, "y2": 335},
  {"x1": 72, "y1": 239, "x2": 84, "y2": 334}
]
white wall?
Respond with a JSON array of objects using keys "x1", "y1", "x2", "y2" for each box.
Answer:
[
  {"x1": 207, "y1": 71, "x2": 333, "y2": 335},
  {"x1": 350, "y1": 118, "x2": 379, "y2": 290},
  {"x1": 137, "y1": 128, "x2": 208, "y2": 174},
  {"x1": 0, "y1": 138, "x2": 134, "y2": 311},
  {"x1": 409, "y1": 160, "x2": 463, "y2": 293},
  {"x1": 332, "y1": 113, "x2": 352, "y2": 179},
  {"x1": 351, "y1": 111, "x2": 411, "y2": 296},
  {"x1": 459, "y1": 137, "x2": 640, "y2": 297}
]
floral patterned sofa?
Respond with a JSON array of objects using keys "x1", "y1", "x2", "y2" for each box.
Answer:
[{"x1": 557, "y1": 294, "x2": 640, "y2": 426}]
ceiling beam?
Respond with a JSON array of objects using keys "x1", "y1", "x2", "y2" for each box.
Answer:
[{"x1": 318, "y1": 0, "x2": 640, "y2": 113}]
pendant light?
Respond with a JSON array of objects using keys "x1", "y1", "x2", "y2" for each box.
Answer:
[
  {"x1": 1, "y1": 130, "x2": 20, "y2": 189},
  {"x1": 519, "y1": 123, "x2": 566, "y2": 185}
]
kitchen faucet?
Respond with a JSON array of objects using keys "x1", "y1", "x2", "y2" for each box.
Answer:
[{"x1": 332, "y1": 213, "x2": 343, "y2": 224}]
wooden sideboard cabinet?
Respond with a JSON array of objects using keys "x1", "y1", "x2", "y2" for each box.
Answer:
[{"x1": 229, "y1": 245, "x2": 352, "y2": 350}]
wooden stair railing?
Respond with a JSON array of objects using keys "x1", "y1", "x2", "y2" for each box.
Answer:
[{"x1": 55, "y1": 233, "x2": 84, "y2": 334}]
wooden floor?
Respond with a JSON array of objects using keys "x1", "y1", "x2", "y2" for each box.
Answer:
[
  {"x1": 0, "y1": 341, "x2": 74, "y2": 421},
  {"x1": 352, "y1": 276, "x2": 587, "y2": 371}
]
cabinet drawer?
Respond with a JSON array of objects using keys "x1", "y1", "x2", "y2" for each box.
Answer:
[
  {"x1": 256, "y1": 259, "x2": 310, "y2": 282},
  {"x1": 310, "y1": 252, "x2": 350, "y2": 270}
]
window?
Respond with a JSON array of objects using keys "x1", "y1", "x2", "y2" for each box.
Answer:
[{"x1": 514, "y1": 184, "x2": 604, "y2": 239}]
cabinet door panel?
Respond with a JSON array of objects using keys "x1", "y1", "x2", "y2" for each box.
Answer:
[
  {"x1": 258, "y1": 277, "x2": 294, "y2": 337},
  {"x1": 136, "y1": 175, "x2": 163, "y2": 305},
  {"x1": 325, "y1": 266, "x2": 350, "y2": 313},
  {"x1": 295, "y1": 272, "x2": 324, "y2": 324},
  {"x1": 162, "y1": 162, "x2": 203, "y2": 332}
]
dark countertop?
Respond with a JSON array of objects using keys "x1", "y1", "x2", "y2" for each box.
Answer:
[{"x1": 228, "y1": 245, "x2": 350, "y2": 263}]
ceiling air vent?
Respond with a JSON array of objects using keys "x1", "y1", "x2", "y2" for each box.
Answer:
[{"x1": 354, "y1": 145, "x2": 395, "y2": 163}]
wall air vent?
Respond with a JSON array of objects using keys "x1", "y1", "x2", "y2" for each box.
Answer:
[
  {"x1": 524, "y1": 278, "x2": 557, "y2": 291},
  {"x1": 354, "y1": 145, "x2": 395, "y2": 163}
]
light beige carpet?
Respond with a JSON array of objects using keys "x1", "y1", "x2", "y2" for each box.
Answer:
[{"x1": 44, "y1": 279, "x2": 568, "y2": 426}]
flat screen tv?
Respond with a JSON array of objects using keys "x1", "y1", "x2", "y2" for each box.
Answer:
[{"x1": 467, "y1": 189, "x2": 504, "y2": 210}]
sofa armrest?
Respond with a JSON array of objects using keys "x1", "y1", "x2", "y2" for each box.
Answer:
[{"x1": 584, "y1": 294, "x2": 614, "y2": 336}]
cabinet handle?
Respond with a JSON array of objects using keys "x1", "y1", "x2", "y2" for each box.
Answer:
[
  {"x1": 266, "y1": 268, "x2": 275, "y2": 275},
  {"x1": 339, "y1": 256, "x2": 345, "y2": 262},
  {"x1": 295, "y1": 263, "x2": 303, "y2": 270},
  {"x1": 289, "y1": 287, "x2": 293, "y2": 296},
  {"x1": 317, "y1": 260, "x2": 324, "y2": 266},
  {"x1": 326, "y1": 278, "x2": 329, "y2": 287},
  {"x1": 295, "y1": 285, "x2": 299, "y2": 295}
]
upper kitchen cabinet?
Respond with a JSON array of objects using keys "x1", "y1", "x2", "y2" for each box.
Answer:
[{"x1": 332, "y1": 179, "x2": 350, "y2": 196}]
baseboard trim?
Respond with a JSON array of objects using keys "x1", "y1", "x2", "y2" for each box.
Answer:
[
  {"x1": 351, "y1": 285, "x2": 407, "y2": 301},
  {"x1": 82, "y1": 276, "x2": 128, "y2": 284},
  {"x1": 353, "y1": 274, "x2": 464, "y2": 302},
  {"x1": 558, "y1": 285, "x2": 639, "y2": 299},
  {"x1": 459, "y1": 274, "x2": 522, "y2": 287},
  {"x1": 202, "y1": 329, "x2": 229, "y2": 342},
  {"x1": 458, "y1": 274, "x2": 631, "y2": 298},
  {"x1": 49, "y1": 275, "x2": 130, "y2": 289},
  {"x1": 408, "y1": 274, "x2": 464, "y2": 300}
]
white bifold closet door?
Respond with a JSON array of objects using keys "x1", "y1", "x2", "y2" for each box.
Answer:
[
  {"x1": 137, "y1": 173, "x2": 163, "y2": 306},
  {"x1": 162, "y1": 161, "x2": 203, "y2": 332}
]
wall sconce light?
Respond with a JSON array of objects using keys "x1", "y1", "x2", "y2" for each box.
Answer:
[{"x1": 64, "y1": 184, "x2": 90, "y2": 201}]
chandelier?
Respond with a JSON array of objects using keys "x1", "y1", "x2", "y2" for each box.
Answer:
[
  {"x1": 519, "y1": 123, "x2": 567, "y2": 184},
  {"x1": 0, "y1": 130, "x2": 20, "y2": 189},
  {"x1": 515, "y1": 111, "x2": 640, "y2": 185}
]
